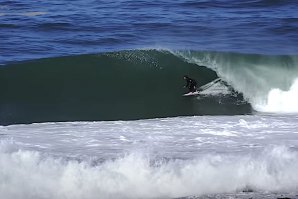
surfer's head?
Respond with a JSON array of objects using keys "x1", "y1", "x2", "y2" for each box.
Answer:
[{"x1": 183, "y1": 75, "x2": 189, "y2": 79}]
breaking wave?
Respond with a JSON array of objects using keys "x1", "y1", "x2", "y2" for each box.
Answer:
[
  {"x1": 0, "y1": 49, "x2": 297, "y2": 124},
  {"x1": 174, "y1": 50, "x2": 298, "y2": 113},
  {"x1": 1, "y1": 140, "x2": 298, "y2": 199}
]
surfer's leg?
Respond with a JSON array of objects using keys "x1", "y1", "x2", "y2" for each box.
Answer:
[{"x1": 189, "y1": 85, "x2": 196, "y2": 92}]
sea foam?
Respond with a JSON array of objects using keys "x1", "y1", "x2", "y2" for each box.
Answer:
[
  {"x1": 257, "y1": 78, "x2": 298, "y2": 113},
  {"x1": 1, "y1": 140, "x2": 298, "y2": 199}
]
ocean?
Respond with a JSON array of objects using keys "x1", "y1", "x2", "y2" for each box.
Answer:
[{"x1": 1, "y1": 0, "x2": 298, "y2": 198}]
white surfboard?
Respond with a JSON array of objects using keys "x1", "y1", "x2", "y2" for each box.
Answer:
[{"x1": 183, "y1": 91, "x2": 200, "y2": 96}]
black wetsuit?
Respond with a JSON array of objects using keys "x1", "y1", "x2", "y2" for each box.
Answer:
[{"x1": 184, "y1": 77, "x2": 197, "y2": 92}]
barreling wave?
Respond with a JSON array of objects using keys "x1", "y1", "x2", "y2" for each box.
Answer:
[
  {"x1": 174, "y1": 50, "x2": 298, "y2": 113},
  {"x1": 0, "y1": 50, "x2": 250, "y2": 125},
  {"x1": 1, "y1": 49, "x2": 297, "y2": 125}
]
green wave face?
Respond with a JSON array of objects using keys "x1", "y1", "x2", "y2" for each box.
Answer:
[{"x1": 0, "y1": 50, "x2": 252, "y2": 125}]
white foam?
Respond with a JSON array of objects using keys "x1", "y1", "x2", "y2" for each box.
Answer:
[
  {"x1": 256, "y1": 78, "x2": 298, "y2": 113},
  {"x1": 22, "y1": 12, "x2": 47, "y2": 17},
  {"x1": 2, "y1": 115, "x2": 298, "y2": 198},
  {"x1": 0, "y1": 12, "x2": 47, "y2": 17},
  {"x1": 1, "y1": 142, "x2": 298, "y2": 199}
]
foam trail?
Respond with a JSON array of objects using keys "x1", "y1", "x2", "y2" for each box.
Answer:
[{"x1": 1, "y1": 141, "x2": 298, "y2": 199}]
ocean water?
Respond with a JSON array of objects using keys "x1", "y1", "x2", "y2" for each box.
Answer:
[
  {"x1": 1, "y1": 0, "x2": 298, "y2": 64},
  {"x1": 1, "y1": 0, "x2": 298, "y2": 198}
]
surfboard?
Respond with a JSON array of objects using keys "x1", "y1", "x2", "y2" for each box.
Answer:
[
  {"x1": 183, "y1": 78, "x2": 222, "y2": 97},
  {"x1": 183, "y1": 91, "x2": 200, "y2": 96}
]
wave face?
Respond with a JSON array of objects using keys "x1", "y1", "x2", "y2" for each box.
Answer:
[
  {"x1": 1, "y1": 49, "x2": 298, "y2": 125},
  {"x1": 0, "y1": 50, "x2": 251, "y2": 125},
  {"x1": 175, "y1": 51, "x2": 298, "y2": 113},
  {"x1": 0, "y1": 50, "x2": 298, "y2": 124}
]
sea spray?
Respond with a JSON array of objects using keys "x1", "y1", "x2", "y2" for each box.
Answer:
[{"x1": 257, "y1": 78, "x2": 298, "y2": 113}]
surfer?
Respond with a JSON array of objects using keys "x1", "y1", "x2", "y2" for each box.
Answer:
[{"x1": 183, "y1": 75, "x2": 197, "y2": 93}]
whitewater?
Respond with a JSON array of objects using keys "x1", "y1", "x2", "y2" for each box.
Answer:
[{"x1": 1, "y1": 115, "x2": 298, "y2": 199}]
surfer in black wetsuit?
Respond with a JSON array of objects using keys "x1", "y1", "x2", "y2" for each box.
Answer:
[{"x1": 183, "y1": 75, "x2": 197, "y2": 93}]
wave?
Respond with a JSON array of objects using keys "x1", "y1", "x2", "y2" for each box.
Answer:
[
  {"x1": 0, "y1": 50, "x2": 250, "y2": 125},
  {"x1": 0, "y1": 49, "x2": 297, "y2": 124},
  {"x1": 174, "y1": 50, "x2": 298, "y2": 113},
  {"x1": 1, "y1": 140, "x2": 298, "y2": 199}
]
